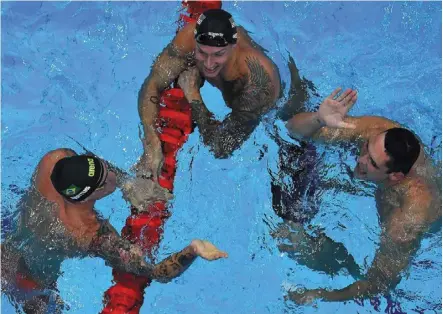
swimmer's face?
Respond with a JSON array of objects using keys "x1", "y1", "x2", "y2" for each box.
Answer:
[
  {"x1": 82, "y1": 161, "x2": 117, "y2": 202},
  {"x1": 194, "y1": 43, "x2": 235, "y2": 78},
  {"x1": 354, "y1": 132, "x2": 391, "y2": 182}
]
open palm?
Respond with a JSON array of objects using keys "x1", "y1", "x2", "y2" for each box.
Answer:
[
  {"x1": 191, "y1": 240, "x2": 228, "y2": 261},
  {"x1": 319, "y1": 87, "x2": 358, "y2": 129}
]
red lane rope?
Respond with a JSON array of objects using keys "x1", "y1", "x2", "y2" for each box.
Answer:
[{"x1": 100, "y1": 1, "x2": 221, "y2": 313}]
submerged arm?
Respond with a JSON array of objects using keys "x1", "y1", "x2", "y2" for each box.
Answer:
[{"x1": 289, "y1": 195, "x2": 428, "y2": 303}]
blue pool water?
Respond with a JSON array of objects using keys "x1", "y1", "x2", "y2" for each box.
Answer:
[{"x1": 1, "y1": 1, "x2": 441, "y2": 313}]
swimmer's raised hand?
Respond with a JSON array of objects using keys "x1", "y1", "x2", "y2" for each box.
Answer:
[
  {"x1": 191, "y1": 239, "x2": 228, "y2": 260},
  {"x1": 318, "y1": 87, "x2": 357, "y2": 129}
]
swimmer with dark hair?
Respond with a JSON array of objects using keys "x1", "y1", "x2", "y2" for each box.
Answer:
[
  {"x1": 1, "y1": 149, "x2": 227, "y2": 313},
  {"x1": 281, "y1": 88, "x2": 441, "y2": 304}
]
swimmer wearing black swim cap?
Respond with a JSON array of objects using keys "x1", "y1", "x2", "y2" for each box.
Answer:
[
  {"x1": 2, "y1": 148, "x2": 227, "y2": 313},
  {"x1": 138, "y1": 8, "x2": 284, "y2": 177},
  {"x1": 194, "y1": 9, "x2": 238, "y2": 47},
  {"x1": 51, "y1": 155, "x2": 116, "y2": 202}
]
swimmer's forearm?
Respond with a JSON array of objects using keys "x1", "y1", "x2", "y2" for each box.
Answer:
[
  {"x1": 318, "y1": 280, "x2": 379, "y2": 302},
  {"x1": 189, "y1": 96, "x2": 260, "y2": 158},
  {"x1": 138, "y1": 81, "x2": 161, "y2": 150},
  {"x1": 188, "y1": 93, "x2": 215, "y2": 128},
  {"x1": 151, "y1": 245, "x2": 197, "y2": 283},
  {"x1": 286, "y1": 112, "x2": 325, "y2": 140}
]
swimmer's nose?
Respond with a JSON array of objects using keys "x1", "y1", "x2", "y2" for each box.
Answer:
[{"x1": 204, "y1": 56, "x2": 214, "y2": 69}]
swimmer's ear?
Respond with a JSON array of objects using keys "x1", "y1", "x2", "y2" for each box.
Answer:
[{"x1": 388, "y1": 171, "x2": 405, "y2": 183}]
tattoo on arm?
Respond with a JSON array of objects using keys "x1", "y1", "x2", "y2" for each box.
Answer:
[
  {"x1": 190, "y1": 98, "x2": 260, "y2": 157},
  {"x1": 233, "y1": 56, "x2": 274, "y2": 113},
  {"x1": 89, "y1": 221, "x2": 154, "y2": 278},
  {"x1": 152, "y1": 246, "x2": 197, "y2": 283},
  {"x1": 139, "y1": 43, "x2": 189, "y2": 102}
]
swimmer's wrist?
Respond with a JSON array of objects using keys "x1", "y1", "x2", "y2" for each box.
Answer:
[
  {"x1": 314, "y1": 112, "x2": 326, "y2": 127},
  {"x1": 186, "y1": 91, "x2": 203, "y2": 103},
  {"x1": 143, "y1": 130, "x2": 161, "y2": 150},
  {"x1": 188, "y1": 242, "x2": 199, "y2": 257}
]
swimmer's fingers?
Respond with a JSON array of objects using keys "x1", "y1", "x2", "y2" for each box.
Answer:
[
  {"x1": 209, "y1": 250, "x2": 229, "y2": 260},
  {"x1": 328, "y1": 87, "x2": 342, "y2": 100},
  {"x1": 199, "y1": 249, "x2": 229, "y2": 261},
  {"x1": 336, "y1": 88, "x2": 353, "y2": 102},
  {"x1": 191, "y1": 240, "x2": 228, "y2": 260},
  {"x1": 342, "y1": 89, "x2": 357, "y2": 107},
  {"x1": 346, "y1": 93, "x2": 358, "y2": 110},
  {"x1": 336, "y1": 121, "x2": 356, "y2": 129},
  {"x1": 286, "y1": 288, "x2": 321, "y2": 305}
]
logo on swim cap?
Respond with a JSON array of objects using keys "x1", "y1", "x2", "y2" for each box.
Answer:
[
  {"x1": 197, "y1": 14, "x2": 206, "y2": 26},
  {"x1": 51, "y1": 155, "x2": 106, "y2": 202},
  {"x1": 194, "y1": 9, "x2": 237, "y2": 47},
  {"x1": 228, "y1": 17, "x2": 236, "y2": 28},
  {"x1": 70, "y1": 186, "x2": 91, "y2": 200},
  {"x1": 87, "y1": 158, "x2": 95, "y2": 177},
  {"x1": 64, "y1": 184, "x2": 79, "y2": 196}
]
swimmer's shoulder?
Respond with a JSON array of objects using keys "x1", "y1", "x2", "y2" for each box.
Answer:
[
  {"x1": 35, "y1": 148, "x2": 76, "y2": 201},
  {"x1": 236, "y1": 46, "x2": 281, "y2": 100},
  {"x1": 402, "y1": 176, "x2": 439, "y2": 225},
  {"x1": 173, "y1": 21, "x2": 197, "y2": 54}
]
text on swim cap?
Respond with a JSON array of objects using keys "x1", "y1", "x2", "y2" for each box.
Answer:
[
  {"x1": 71, "y1": 186, "x2": 91, "y2": 200},
  {"x1": 88, "y1": 158, "x2": 95, "y2": 177}
]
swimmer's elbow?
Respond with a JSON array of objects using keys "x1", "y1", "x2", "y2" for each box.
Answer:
[
  {"x1": 208, "y1": 137, "x2": 241, "y2": 159},
  {"x1": 212, "y1": 148, "x2": 231, "y2": 159},
  {"x1": 211, "y1": 143, "x2": 236, "y2": 159},
  {"x1": 152, "y1": 274, "x2": 173, "y2": 284}
]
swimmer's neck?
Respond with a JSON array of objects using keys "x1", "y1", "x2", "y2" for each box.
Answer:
[
  {"x1": 378, "y1": 174, "x2": 416, "y2": 190},
  {"x1": 64, "y1": 199, "x2": 95, "y2": 216}
]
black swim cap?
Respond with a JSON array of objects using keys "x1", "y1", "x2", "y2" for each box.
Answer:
[
  {"x1": 50, "y1": 155, "x2": 106, "y2": 202},
  {"x1": 194, "y1": 9, "x2": 237, "y2": 47}
]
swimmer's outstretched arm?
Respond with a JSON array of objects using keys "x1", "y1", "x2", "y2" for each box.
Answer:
[
  {"x1": 286, "y1": 87, "x2": 399, "y2": 144},
  {"x1": 89, "y1": 221, "x2": 227, "y2": 281},
  {"x1": 152, "y1": 239, "x2": 228, "y2": 283}
]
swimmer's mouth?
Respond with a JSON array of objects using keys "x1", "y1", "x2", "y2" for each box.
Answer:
[{"x1": 204, "y1": 66, "x2": 218, "y2": 73}]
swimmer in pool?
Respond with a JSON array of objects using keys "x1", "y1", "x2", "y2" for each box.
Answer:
[
  {"x1": 281, "y1": 87, "x2": 441, "y2": 303},
  {"x1": 136, "y1": 8, "x2": 281, "y2": 178},
  {"x1": 1, "y1": 148, "x2": 228, "y2": 313}
]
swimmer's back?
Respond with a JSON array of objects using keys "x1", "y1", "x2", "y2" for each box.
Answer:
[{"x1": 7, "y1": 149, "x2": 86, "y2": 285}]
